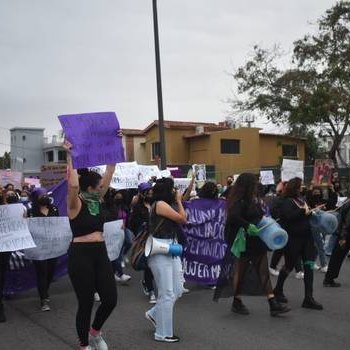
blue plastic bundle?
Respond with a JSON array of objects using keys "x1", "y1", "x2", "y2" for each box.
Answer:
[
  {"x1": 309, "y1": 209, "x2": 339, "y2": 234},
  {"x1": 257, "y1": 217, "x2": 288, "y2": 250}
]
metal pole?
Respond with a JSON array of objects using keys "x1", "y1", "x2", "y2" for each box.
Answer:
[{"x1": 152, "y1": 0, "x2": 167, "y2": 169}]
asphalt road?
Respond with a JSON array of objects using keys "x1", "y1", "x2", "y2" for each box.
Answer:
[{"x1": 1, "y1": 259, "x2": 350, "y2": 350}]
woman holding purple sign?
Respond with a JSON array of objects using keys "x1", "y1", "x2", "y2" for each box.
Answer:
[{"x1": 64, "y1": 140, "x2": 117, "y2": 350}]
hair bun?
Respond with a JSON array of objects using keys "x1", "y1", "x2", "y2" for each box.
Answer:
[{"x1": 77, "y1": 168, "x2": 90, "y2": 176}]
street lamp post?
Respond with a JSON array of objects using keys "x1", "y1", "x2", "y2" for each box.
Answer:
[{"x1": 152, "y1": 0, "x2": 167, "y2": 169}]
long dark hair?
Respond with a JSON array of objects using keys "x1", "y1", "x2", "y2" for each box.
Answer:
[
  {"x1": 283, "y1": 177, "x2": 302, "y2": 198},
  {"x1": 78, "y1": 168, "x2": 102, "y2": 191},
  {"x1": 198, "y1": 182, "x2": 218, "y2": 199},
  {"x1": 152, "y1": 177, "x2": 175, "y2": 205},
  {"x1": 227, "y1": 173, "x2": 257, "y2": 214}
]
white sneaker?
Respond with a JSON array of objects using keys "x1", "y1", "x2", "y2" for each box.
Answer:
[
  {"x1": 313, "y1": 264, "x2": 321, "y2": 271},
  {"x1": 269, "y1": 267, "x2": 280, "y2": 276},
  {"x1": 121, "y1": 261, "x2": 126, "y2": 268},
  {"x1": 94, "y1": 293, "x2": 101, "y2": 302},
  {"x1": 115, "y1": 274, "x2": 131, "y2": 284},
  {"x1": 295, "y1": 272, "x2": 304, "y2": 279},
  {"x1": 89, "y1": 333, "x2": 108, "y2": 350},
  {"x1": 182, "y1": 288, "x2": 190, "y2": 294},
  {"x1": 320, "y1": 266, "x2": 328, "y2": 273},
  {"x1": 149, "y1": 291, "x2": 157, "y2": 304},
  {"x1": 40, "y1": 300, "x2": 51, "y2": 312}
]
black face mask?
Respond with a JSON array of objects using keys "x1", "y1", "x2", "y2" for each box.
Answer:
[
  {"x1": 312, "y1": 194, "x2": 322, "y2": 202},
  {"x1": 114, "y1": 198, "x2": 124, "y2": 206},
  {"x1": 38, "y1": 196, "x2": 51, "y2": 207},
  {"x1": 144, "y1": 196, "x2": 153, "y2": 204},
  {"x1": 6, "y1": 195, "x2": 18, "y2": 204}
]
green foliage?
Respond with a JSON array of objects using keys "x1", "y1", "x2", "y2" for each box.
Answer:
[
  {"x1": 0, "y1": 151, "x2": 10, "y2": 169},
  {"x1": 229, "y1": 1, "x2": 350, "y2": 166}
]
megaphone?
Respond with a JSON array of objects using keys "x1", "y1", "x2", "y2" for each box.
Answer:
[{"x1": 145, "y1": 236, "x2": 183, "y2": 257}]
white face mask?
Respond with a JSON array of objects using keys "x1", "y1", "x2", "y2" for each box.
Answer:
[{"x1": 20, "y1": 196, "x2": 28, "y2": 202}]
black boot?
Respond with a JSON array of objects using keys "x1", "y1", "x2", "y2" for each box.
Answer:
[
  {"x1": 268, "y1": 297, "x2": 291, "y2": 317},
  {"x1": 0, "y1": 303, "x2": 6, "y2": 323},
  {"x1": 231, "y1": 298, "x2": 250, "y2": 315},
  {"x1": 302, "y1": 297, "x2": 323, "y2": 310},
  {"x1": 323, "y1": 278, "x2": 341, "y2": 288},
  {"x1": 273, "y1": 288, "x2": 288, "y2": 304}
]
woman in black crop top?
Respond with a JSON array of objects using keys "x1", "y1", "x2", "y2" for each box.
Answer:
[
  {"x1": 145, "y1": 177, "x2": 187, "y2": 343},
  {"x1": 64, "y1": 140, "x2": 118, "y2": 350}
]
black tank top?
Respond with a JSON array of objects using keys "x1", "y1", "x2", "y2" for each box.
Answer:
[
  {"x1": 69, "y1": 199, "x2": 104, "y2": 238},
  {"x1": 149, "y1": 202, "x2": 180, "y2": 240}
]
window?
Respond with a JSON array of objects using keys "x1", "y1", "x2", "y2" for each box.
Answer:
[
  {"x1": 58, "y1": 150, "x2": 67, "y2": 162},
  {"x1": 46, "y1": 151, "x2": 54, "y2": 162},
  {"x1": 221, "y1": 139, "x2": 240, "y2": 154},
  {"x1": 282, "y1": 144, "x2": 298, "y2": 158},
  {"x1": 151, "y1": 142, "x2": 161, "y2": 160},
  {"x1": 22, "y1": 135, "x2": 26, "y2": 141}
]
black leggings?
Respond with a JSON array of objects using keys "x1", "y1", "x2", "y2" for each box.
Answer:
[
  {"x1": 275, "y1": 237, "x2": 316, "y2": 299},
  {"x1": 32, "y1": 258, "x2": 57, "y2": 300},
  {"x1": 270, "y1": 249, "x2": 303, "y2": 273},
  {"x1": 68, "y1": 242, "x2": 117, "y2": 347},
  {"x1": 0, "y1": 252, "x2": 11, "y2": 304}
]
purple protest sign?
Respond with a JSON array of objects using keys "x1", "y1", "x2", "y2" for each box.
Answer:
[
  {"x1": 58, "y1": 111, "x2": 125, "y2": 169},
  {"x1": 182, "y1": 199, "x2": 227, "y2": 285}
]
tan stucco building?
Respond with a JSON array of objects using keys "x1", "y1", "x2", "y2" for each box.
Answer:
[{"x1": 122, "y1": 120, "x2": 305, "y2": 183}]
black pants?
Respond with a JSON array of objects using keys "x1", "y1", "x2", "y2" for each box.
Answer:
[
  {"x1": 325, "y1": 237, "x2": 350, "y2": 281},
  {"x1": 32, "y1": 258, "x2": 57, "y2": 301},
  {"x1": 144, "y1": 266, "x2": 154, "y2": 292},
  {"x1": 275, "y1": 237, "x2": 316, "y2": 299},
  {"x1": 0, "y1": 252, "x2": 11, "y2": 304},
  {"x1": 270, "y1": 249, "x2": 303, "y2": 272},
  {"x1": 234, "y1": 253, "x2": 273, "y2": 297},
  {"x1": 68, "y1": 242, "x2": 117, "y2": 347}
]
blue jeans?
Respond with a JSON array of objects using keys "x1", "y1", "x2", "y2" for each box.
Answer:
[
  {"x1": 147, "y1": 240, "x2": 184, "y2": 338},
  {"x1": 325, "y1": 231, "x2": 338, "y2": 256},
  {"x1": 113, "y1": 228, "x2": 133, "y2": 276},
  {"x1": 312, "y1": 229, "x2": 327, "y2": 267}
]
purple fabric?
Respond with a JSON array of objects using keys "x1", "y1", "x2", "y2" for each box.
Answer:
[
  {"x1": 182, "y1": 199, "x2": 227, "y2": 285},
  {"x1": 58, "y1": 111, "x2": 125, "y2": 169},
  {"x1": 48, "y1": 180, "x2": 68, "y2": 217}
]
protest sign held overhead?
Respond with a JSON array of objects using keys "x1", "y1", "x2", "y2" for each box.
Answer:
[
  {"x1": 58, "y1": 111, "x2": 125, "y2": 169},
  {"x1": 192, "y1": 164, "x2": 207, "y2": 182},
  {"x1": 260, "y1": 170, "x2": 275, "y2": 185},
  {"x1": 137, "y1": 165, "x2": 161, "y2": 183},
  {"x1": 174, "y1": 178, "x2": 192, "y2": 194},
  {"x1": 281, "y1": 159, "x2": 304, "y2": 181},
  {"x1": 313, "y1": 159, "x2": 334, "y2": 186},
  {"x1": 0, "y1": 204, "x2": 36, "y2": 252},
  {"x1": 24, "y1": 217, "x2": 72, "y2": 260},
  {"x1": 24, "y1": 178, "x2": 41, "y2": 188}
]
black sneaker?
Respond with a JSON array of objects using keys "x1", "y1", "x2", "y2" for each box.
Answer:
[
  {"x1": 273, "y1": 289, "x2": 288, "y2": 304},
  {"x1": 269, "y1": 297, "x2": 291, "y2": 317},
  {"x1": 155, "y1": 335, "x2": 180, "y2": 343},
  {"x1": 302, "y1": 297, "x2": 323, "y2": 310},
  {"x1": 0, "y1": 303, "x2": 6, "y2": 323},
  {"x1": 323, "y1": 279, "x2": 341, "y2": 288},
  {"x1": 231, "y1": 298, "x2": 250, "y2": 315}
]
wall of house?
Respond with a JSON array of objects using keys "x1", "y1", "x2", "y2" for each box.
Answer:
[{"x1": 259, "y1": 134, "x2": 305, "y2": 167}]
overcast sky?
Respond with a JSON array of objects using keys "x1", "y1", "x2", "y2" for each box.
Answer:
[{"x1": 0, "y1": 0, "x2": 337, "y2": 154}]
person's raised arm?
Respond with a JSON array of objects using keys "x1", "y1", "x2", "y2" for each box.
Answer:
[
  {"x1": 63, "y1": 140, "x2": 80, "y2": 214},
  {"x1": 182, "y1": 173, "x2": 196, "y2": 202},
  {"x1": 156, "y1": 191, "x2": 187, "y2": 224}
]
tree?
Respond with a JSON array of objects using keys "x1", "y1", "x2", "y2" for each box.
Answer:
[
  {"x1": 229, "y1": 1, "x2": 350, "y2": 167},
  {"x1": 0, "y1": 151, "x2": 11, "y2": 169}
]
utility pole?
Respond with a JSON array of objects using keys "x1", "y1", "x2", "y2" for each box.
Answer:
[{"x1": 152, "y1": 0, "x2": 167, "y2": 169}]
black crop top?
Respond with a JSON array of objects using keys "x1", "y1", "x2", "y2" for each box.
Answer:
[{"x1": 69, "y1": 199, "x2": 104, "y2": 238}]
